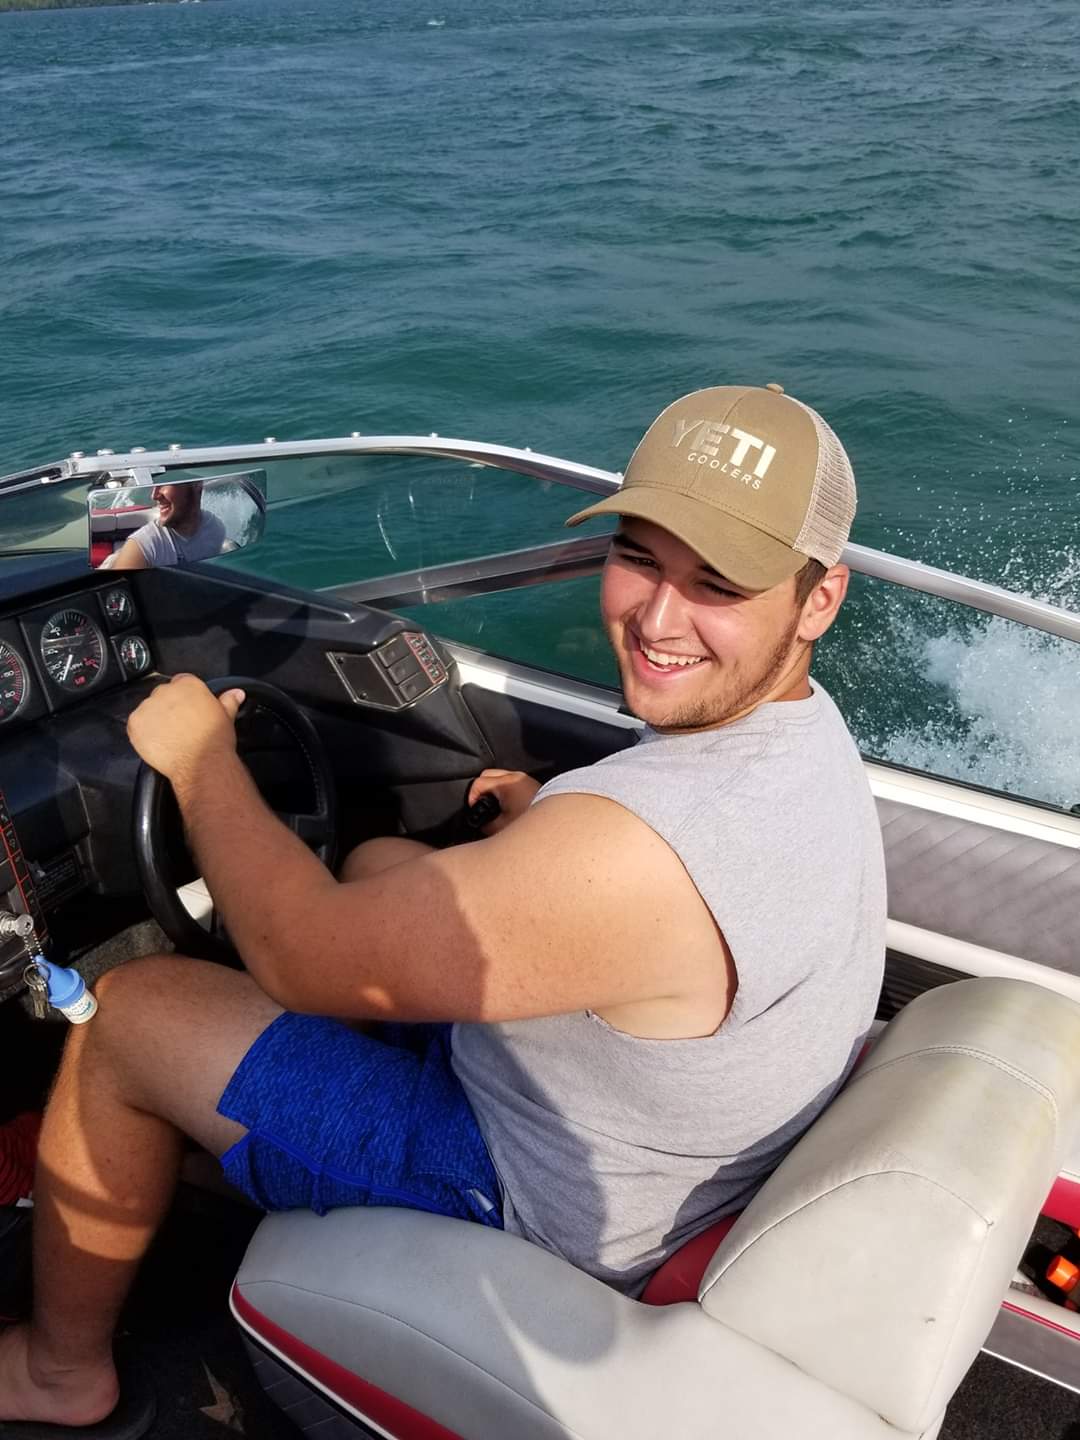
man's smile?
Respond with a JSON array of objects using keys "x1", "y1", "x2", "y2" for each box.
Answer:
[
  {"x1": 640, "y1": 644, "x2": 706, "y2": 669},
  {"x1": 627, "y1": 630, "x2": 710, "y2": 679}
]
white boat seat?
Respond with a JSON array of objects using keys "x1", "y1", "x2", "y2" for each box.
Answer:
[{"x1": 232, "y1": 978, "x2": 1080, "y2": 1440}]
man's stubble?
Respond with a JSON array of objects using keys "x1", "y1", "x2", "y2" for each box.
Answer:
[{"x1": 613, "y1": 611, "x2": 804, "y2": 735}]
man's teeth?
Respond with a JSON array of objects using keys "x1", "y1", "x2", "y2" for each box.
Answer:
[{"x1": 642, "y1": 645, "x2": 705, "y2": 668}]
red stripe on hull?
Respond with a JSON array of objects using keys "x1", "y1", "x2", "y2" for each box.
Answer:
[
  {"x1": 231, "y1": 1283, "x2": 466, "y2": 1440},
  {"x1": 1000, "y1": 1299, "x2": 1080, "y2": 1340}
]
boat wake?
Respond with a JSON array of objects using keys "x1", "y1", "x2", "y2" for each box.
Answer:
[{"x1": 849, "y1": 551, "x2": 1080, "y2": 810}]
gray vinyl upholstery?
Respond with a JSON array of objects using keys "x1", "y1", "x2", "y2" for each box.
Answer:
[
  {"x1": 700, "y1": 978, "x2": 1080, "y2": 1434},
  {"x1": 238, "y1": 1210, "x2": 913, "y2": 1440},
  {"x1": 877, "y1": 797, "x2": 1080, "y2": 975},
  {"x1": 235, "y1": 978, "x2": 1080, "y2": 1440}
]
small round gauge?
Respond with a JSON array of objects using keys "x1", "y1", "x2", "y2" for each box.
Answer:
[
  {"x1": 39, "y1": 609, "x2": 107, "y2": 693},
  {"x1": 119, "y1": 635, "x2": 151, "y2": 676},
  {"x1": 102, "y1": 588, "x2": 133, "y2": 629},
  {"x1": 0, "y1": 641, "x2": 30, "y2": 723}
]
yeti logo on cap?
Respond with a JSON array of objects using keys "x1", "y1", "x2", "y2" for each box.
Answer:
[{"x1": 673, "y1": 416, "x2": 777, "y2": 483}]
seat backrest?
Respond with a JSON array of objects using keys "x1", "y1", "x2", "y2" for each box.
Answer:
[
  {"x1": 696, "y1": 977, "x2": 1080, "y2": 1435},
  {"x1": 640, "y1": 1041, "x2": 878, "y2": 1307}
]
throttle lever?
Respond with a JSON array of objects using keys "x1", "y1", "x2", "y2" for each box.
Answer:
[{"x1": 464, "y1": 793, "x2": 502, "y2": 832}]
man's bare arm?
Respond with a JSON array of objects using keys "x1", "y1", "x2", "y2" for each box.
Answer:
[
  {"x1": 129, "y1": 676, "x2": 732, "y2": 1028},
  {"x1": 111, "y1": 535, "x2": 151, "y2": 570}
]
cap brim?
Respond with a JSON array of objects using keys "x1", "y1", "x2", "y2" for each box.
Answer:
[{"x1": 566, "y1": 490, "x2": 808, "y2": 593}]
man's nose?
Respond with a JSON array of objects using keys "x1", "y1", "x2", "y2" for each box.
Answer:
[{"x1": 638, "y1": 580, "x2": 689, "y2": 640}]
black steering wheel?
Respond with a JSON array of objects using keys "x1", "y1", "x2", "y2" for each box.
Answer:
[{"x1": 133, "y1": 676, "x2": 338, "y2": 963}]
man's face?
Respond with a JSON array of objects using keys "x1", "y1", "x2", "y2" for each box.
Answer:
[
  {"x1": 152, "y1": 484, "x2": 199, "y2": 530},
  {"x1": 600, "y1": 518, "x2": 808, "y2": 732}
]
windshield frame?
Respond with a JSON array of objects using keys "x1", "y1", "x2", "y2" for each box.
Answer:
[{"x1": 2, "y1": 434, "x2": 1078, "y2": 647}]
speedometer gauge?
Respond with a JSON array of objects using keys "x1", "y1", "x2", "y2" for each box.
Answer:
[
  {"x1": 39, "y1": 609, "x2": 106, "y2": 693},
  {"x1": 0, "y1": 641, "x2": 29, "y2": 723}
]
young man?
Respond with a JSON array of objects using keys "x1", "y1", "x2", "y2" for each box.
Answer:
[
  {"x1": 112, "y1": 482, "x2": 227, "y2": 570},
  {"x1": 0, "y1": 383, "x2": 885, "y2": 1430}
]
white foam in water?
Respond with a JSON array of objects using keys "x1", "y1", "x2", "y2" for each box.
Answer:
[
  {"x1": 875, "y1": 552, "x2": 1080, "y2": 809},
  {"x1": 201, "y1": 477, "x2": 265, "y2": 549}
]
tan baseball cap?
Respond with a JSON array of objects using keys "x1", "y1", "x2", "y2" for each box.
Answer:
[{"x1": 566, "y1": 383, "x2": 856, "y2": 592}]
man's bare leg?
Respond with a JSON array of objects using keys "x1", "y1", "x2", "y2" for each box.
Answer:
[
  {"x1": 0, "y1": 956, "x2": 282, "y2": 1427},
  {"x1": 0, "y1": 838, "x2": 429, "y2": 1424},
  {"x1": 339, "y1": 835, "x2": 433, "y2": 882}
]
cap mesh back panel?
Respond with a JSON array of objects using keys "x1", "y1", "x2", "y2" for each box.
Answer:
[{"x1": 790, "y1": 397, "x2": 856, "y2": 565}]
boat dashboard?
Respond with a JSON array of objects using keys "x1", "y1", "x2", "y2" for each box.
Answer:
[
  {"x1": 0, "y1": 578, "x2": 154, "y2": 729},
  {"x1": 0, "y1": 554, "x2": 506, "y2": 1000}
]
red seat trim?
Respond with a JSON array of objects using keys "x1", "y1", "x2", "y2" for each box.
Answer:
[
  {"x1": 640, "y1": 1213, "x2": 741, "y2": 1306},
  {"x1": 231, "y1": 1283, "x2": 465, "y2": 1440}
]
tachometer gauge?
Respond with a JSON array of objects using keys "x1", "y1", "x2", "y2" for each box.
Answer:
[
  {"x1": 0, "y1": 641, "x2": 29, "y2": 723},
  {"x1": 39, "y1": 609, "x2": 106, "y2": 693},
  {"x1": 102, "y1": 587, "x2": 133, "y2": 629}
]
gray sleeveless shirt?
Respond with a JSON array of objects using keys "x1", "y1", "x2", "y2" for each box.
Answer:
[{"x1": 451, "y1": 682, "x2": 886, "y2": 1294}]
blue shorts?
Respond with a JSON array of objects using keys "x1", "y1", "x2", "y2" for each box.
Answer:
[{"x1": 216, "y1": 1015, "x2": 503, "y2": 1228}]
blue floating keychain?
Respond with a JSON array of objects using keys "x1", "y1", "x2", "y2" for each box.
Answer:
[{"x1": 29, "y1": 957, "x2": 98, "y2": 1025}]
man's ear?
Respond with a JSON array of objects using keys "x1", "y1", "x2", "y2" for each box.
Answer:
[{"x1": 798, "y1": 564, "x2": 849, "y2": 643}]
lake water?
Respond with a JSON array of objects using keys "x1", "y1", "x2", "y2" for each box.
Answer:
[{"x1": 1, "y1": 0, "x2": 1078, "y2": 804}]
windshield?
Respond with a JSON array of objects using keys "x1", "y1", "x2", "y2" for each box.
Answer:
[
  {"x1": 0, "y1": 439, "x2": 616, "y2": 570},
  {"x1": 0, "y1": 474, "x2": 89, "y2": 556},
  {"x1": 4, "y1": 441, "x2": 1080, "y2": 814}
]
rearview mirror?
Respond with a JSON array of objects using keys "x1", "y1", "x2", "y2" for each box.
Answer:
[{"x1": 87, "y1": 470, "x2": 267, "y2": 570}]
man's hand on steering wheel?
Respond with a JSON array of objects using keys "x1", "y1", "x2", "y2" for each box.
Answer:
[
  {"x1": 127, "y1": 674, "x2": 247, "y2": 794},
  {"x1": 131, "y1": 675, "x2": 338, "y2": 963}
]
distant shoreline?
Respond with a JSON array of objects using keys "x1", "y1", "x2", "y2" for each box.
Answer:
[{"x1": 0, "y1": 0, "x2": 212, "y2": 11}]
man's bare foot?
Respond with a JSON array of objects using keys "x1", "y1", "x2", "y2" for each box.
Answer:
[{"x1": 0, "y1": 1322, "x2": 119, "y2": 1426}]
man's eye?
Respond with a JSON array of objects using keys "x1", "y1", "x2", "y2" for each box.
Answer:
[{"x1": 702, "y1": 581, "x2": 739, "y2": 598}]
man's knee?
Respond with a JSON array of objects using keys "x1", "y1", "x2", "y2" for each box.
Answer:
[
  {"x1": 68, "y1": 956, "x2": 190, "y2": 1093},
  {"x1": 75, "y1": 956, "x2": 280, "y2": 1150},
  {"x1": 89, "y1": 953, "x2": 197, "y2": 1042},
  {"x1": 94, "y1": 952, "x2": 184, "y2": 998},
  {"x1": 339, "y1": 835, "x2": 433, "y2": 882},
  {"x1": 85, "y1": 953, "x2": 173, "y2": 1033},
  {"x1": 48, "y1": 955, "x2": 187, "y2": 1118},
  {"x1": 83, "y1": 954, "x2": 271, "y2": 1074}
]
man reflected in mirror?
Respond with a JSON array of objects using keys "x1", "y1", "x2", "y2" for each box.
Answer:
[{"x1": 111, "y1": 482, "x2": 227, "y2": 570}]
